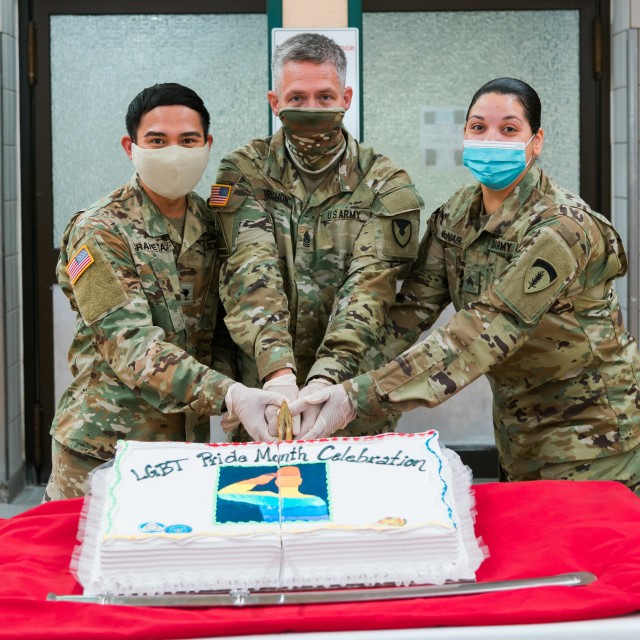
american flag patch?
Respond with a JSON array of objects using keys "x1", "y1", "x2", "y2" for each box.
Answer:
[
  {"x1": 66, "y1": 245, "x2": 94, "y2": 284},
  {"x1": 209, "y1": 184, "x2": 232, "y2": 207}
]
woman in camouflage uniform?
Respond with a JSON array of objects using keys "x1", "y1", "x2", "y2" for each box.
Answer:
[{"x1": 291, "y1": 78, "x2": 640, "y2": 494}]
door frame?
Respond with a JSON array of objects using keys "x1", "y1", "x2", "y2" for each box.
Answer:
[
  {"x1": 363, "y1": 0, "x2": 610, "y2": 479},
  {"x1": 20, "y1": 0, "x2": 610, "y2": 483},
  {"x1": 362, "y1": 0, "x2": 610, "y2": 215},
  {"x1": 20, "y1": 0, "x2": 267, "y2": 482}
]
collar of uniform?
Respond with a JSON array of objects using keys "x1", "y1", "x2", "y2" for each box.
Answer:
[
  {"x1": 265, "y1": 127, "x2": 359, "y2": 195},
  {"x1": 131, "y1": 173, "x2": 171, "y2": 238},
  {"x1": 130, "y1": 173, "x2": 202, "y2": 242},
  {"x1": 336, "y1": 129, "x2": 360, "y2": 194},
  {"x1": 265, "y1": 128, "x2": 288, "y2": 182},
  {"x1": 482, "y1": 163, "x2": 543, "y2": 237},
  {"x1": 181, "y1": 195, "x2": 208, "y2": 254}
]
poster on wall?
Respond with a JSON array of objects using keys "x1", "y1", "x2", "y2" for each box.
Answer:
[
  {"x1": 420, "y1": 106, "x2": 466, "y2": 168},
  {"x1": 271, "y1": 28, "x2": 361, "y2": 140}
]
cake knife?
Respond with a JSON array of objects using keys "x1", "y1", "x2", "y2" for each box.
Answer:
[
  {"x1": 47, "y1": 571, "x2": 597, "y2": 607},
  {"x1": 277, "y1": 400, "x2": 294, "y2": 442}
]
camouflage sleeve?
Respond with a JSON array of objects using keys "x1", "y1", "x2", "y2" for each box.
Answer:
[
  {"x1": 60, "y1": 221, "x2": 233, "y2": 416},
  {"x1": 214, "y1": 159, "x2": 296, "y2": 382},
  {"x1": 308, "y1": 175, "x2": 423, "y2": 382},
  {"x1": 377, "y1": 210, "x2": 452, "y2": 362},
  {"x1": 344, "y1": 216, "x2": 590, "y2": 417}
]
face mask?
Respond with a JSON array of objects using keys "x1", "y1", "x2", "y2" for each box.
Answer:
[
  {"x1": 462, "y1": 134, "x2": 535, "y2": 191},
  {"x1": 131, "y1": 143, "x2": 210, "y2": 200},
  {"x1": 279, "y1": 107, "x2": 346, "y2": 173}
]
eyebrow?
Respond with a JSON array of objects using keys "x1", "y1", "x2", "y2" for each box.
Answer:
[
  {"x1": 142, "y1": 130, "x2": 203, "y2": 138},
  {"x1": 467, "y1": 114, "x2": 524, "y2": 123},
  {"x1": 285, "y1": 86, "x2": 337, "y2": 96}
]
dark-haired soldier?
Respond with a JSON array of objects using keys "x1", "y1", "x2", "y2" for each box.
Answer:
[
  {"x1": 291, "y1": 77, "x2": 640, "y2": 494},
  {"x1": 45, "y1": 83, "x2": 283, "y2": 500}
]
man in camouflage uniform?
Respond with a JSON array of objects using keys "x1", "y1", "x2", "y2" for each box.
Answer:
[
  {"x1": 212, "y1": 33, "x2": 422, "y2": 440},
  {"x1": 46, "y1": 83, "x2": 282, "y2": 500},
  {"x1": 291, "y1": 164, "x2": 640, "y2": 493}
]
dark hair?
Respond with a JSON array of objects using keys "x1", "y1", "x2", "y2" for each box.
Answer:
[
  {"x1": 125, "y1": 83, "x2": 210, "y2": 142},
  {"x1": 466, "y1": 77, "x2": 541, "y2": 133}
]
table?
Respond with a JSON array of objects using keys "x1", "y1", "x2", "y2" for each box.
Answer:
[{"x1": 1, "y1": 480, "x2": 639, "y2": 639}]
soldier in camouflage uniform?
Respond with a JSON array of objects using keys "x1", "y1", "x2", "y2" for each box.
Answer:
[
  {"x1": 46, "y1": 84, "x2": 283, "y2": 500},
  {"x1": 212, "y1": 33, "x2": 422, "y2": 441},
  {"x1": 290, "y1": 78, "x2": 640, "y2": 494}
]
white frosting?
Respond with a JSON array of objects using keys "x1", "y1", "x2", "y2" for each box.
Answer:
[{"x1": 73, "y1": 432, "x2": 485, "y2": 596}]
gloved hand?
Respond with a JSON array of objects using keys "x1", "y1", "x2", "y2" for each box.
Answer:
[
  {"x1": 263, "y1": 373, "x2": 300, "y2": 438},
  {"x1": 297, "y1": 377, "x2": 334, "y2": 439},
  {"x1": 288, "y1": 383, "x2": 356, "y2": 440},
  {"x1": 223, "y1": 383, "x2": 287, "y2": 442},
  {"x1": 220, "y1": 412, "x2": 241, "y2": 434}
]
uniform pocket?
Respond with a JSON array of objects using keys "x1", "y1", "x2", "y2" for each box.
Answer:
[{"x1": 144, "y1": 255, "x2": 185, "y2": 335}]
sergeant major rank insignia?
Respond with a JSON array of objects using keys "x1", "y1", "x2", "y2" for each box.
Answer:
[
  {"x1": 524, "y1": 258, "x2": 558, "y2": 293},
  {"x1": 209, "y1": 184, "x2": 232, "y2": 207},
  {"x1": 392, "y1": 218, "x2": 412, "y2": 248}
]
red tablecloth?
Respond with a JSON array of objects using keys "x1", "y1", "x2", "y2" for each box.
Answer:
[{"x1": 0, "y1": 480, "x2": 639, "y2": 639}]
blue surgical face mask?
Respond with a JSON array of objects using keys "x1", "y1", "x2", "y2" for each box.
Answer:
[{"x1": 462, "y1": 134, "x2": 535, "y2": 190}]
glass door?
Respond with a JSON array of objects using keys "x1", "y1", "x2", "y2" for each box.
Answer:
[
  {"x1": 361, "y1": 0, "x2": 608, "y2": 474},
  {"x1": 25, "y1": 0, "x2": 268, "y2": 480},
  {"x1": 22, "y1": 0, "x2": 608, "y2": 480}
]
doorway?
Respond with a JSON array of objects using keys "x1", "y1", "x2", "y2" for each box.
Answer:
[{"x1": 21, "y1": 0, "x2": 609, "y2": 481}]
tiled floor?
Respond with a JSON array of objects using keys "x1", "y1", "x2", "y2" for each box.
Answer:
[{"x1": 0, "y1": 485, "x2": 45, "y2": 518}]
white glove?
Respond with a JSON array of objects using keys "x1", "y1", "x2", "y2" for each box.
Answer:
[
  {"x1": 288, "y1": 383, "x2": 356, "y2": 440},
  {"x1": 220, "y1": 412, "x2": 241, "y2": 434},
  {"x1": 297, "y1": 378, "x2": 334, "y2": 439},
  {"x1": 263, "y1": 373, "x2": 300, "y2": 437},
  {"x1": 224, "y1": 383, "x2": 287, "y2": 442}
]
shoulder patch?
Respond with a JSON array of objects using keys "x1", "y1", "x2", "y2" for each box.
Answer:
[
  {"x1": 392, "y1": 218, "x2": 412, "y2": 248},
  {"x1": 495, "y1": 226, "x2": 577, "y2": 324},
  {"x1": 72, "y1": 236, "x2": 129, "y2": 325},
  {"x1": 209, "y1": 184, "x2": 232, "y2": 207},
  {"x1": 377, "y1": 215, "x2": 419, "y2": 260},
  {"x1": 66, "y1": 245, "x2": 94, "y2": 284},
  {"x1": 524, "y1": 258, "x2": 558, "y2": 293}
]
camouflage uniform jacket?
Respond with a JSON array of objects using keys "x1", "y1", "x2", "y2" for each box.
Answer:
[
  {"x1": 214, "y1": 129, "x2": 422, "y2": 434},
  {"x1": 51, "y1": 175, "x2": 235, "y2": 461},
  {"x1": 347, "y1": 165, "x2": 640, "y2": 479}
]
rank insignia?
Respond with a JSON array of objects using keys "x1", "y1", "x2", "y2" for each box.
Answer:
[
  {"x1": 392, "y1": 218, "x2": 412, "y2": 248},
  {"x1": 462, "y1": 268, "x2": 481, "y2": 294},
  {"x1": 66, "y1": 245, "x2": 94, "y2": 284},
  {"x1": 524, "y1": 258, "x2": 558, "y2": 293},
  {"x1": 180, "y1": 282, "x2": 194, "y2": 305},
  {"x1": 209, "y1": 184, "x2": 232, "y2": 207}
]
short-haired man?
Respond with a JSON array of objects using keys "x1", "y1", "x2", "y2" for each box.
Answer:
[
  {"x1": 212, "y1": 34, "x2": 423, "y2": 441},
  {"x1": 46, "y1": 83, "x2": 282, "y2": 500}
]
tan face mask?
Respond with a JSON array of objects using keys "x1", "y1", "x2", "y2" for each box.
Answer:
[
  {"x1": 279, "y1": 107, "x2": 346, "y2": 173},
  {"x1": 131, "y1": 143, "x2": 210, "y2": 200}
]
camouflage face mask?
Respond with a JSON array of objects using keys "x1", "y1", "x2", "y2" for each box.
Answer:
[{"x1": 279, "y1": 107, "x2": 346, "y2": 173}]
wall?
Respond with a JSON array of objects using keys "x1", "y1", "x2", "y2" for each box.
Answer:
[
  {"x1": 0, "y1": 0, "x2": 24, "y2": 502},
  {"x1": 283, "y1": 0, "x2": 347, "y2": 28},
  {"x1": 612, "y1": 0, "x2": 640, "y2": 339},
  {"x1": 6, "y1": 0, "x2": 638, "y2": 497}
]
